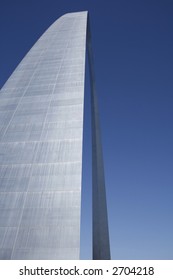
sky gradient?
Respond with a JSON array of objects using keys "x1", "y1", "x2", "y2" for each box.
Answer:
[{"x1": 0, "y1": 0, "x2": 173, "y2": 259}]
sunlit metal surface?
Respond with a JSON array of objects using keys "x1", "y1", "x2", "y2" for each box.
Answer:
[{"x1": 0, "y1": 12, "x2": 87, "y2": 260}]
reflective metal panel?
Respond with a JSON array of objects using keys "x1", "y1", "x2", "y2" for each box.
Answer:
[{"x1": 0, "y1": 12, "x2": 87, "y2": 259}]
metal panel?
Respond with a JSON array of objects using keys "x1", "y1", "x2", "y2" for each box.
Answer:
[
  {"x1": 87, "y1": 19, "x2": 111, "y2": 260},
  {"x1": 0, "y1": 11, "x2": 87, "y2": 259}
]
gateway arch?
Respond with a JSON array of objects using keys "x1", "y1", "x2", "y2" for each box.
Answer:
[{"x1": 0, "y1": 11, "x2": 110, "y2": 260}]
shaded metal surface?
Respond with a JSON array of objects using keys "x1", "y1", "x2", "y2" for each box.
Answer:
[
  {"x1": 0, "y1": 12, "x2": 87, "y2": 260},
  {"x1": 87, "y1": 19, "x2": 111, "y2": 260}
]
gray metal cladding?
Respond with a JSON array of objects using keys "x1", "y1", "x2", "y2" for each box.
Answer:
[
  {"x1": 87, "y1": 20, "x2": 111, "y2": 260},
  {"x1": 0, "y1": 11, "x2": 87, "y2": 259}
]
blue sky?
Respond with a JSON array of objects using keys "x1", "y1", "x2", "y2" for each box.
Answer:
[{"x1": 0, "y1": 0, "x2": 173, "y2": 259}]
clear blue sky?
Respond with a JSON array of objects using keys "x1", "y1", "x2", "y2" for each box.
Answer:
[{"x1": 0, "y1": 0, "x2": 173, "y2": 260}]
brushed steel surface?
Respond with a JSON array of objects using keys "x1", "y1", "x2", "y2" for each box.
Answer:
[{"x1": 0, "y1": 11, "x2": 87, "y2": 260}]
